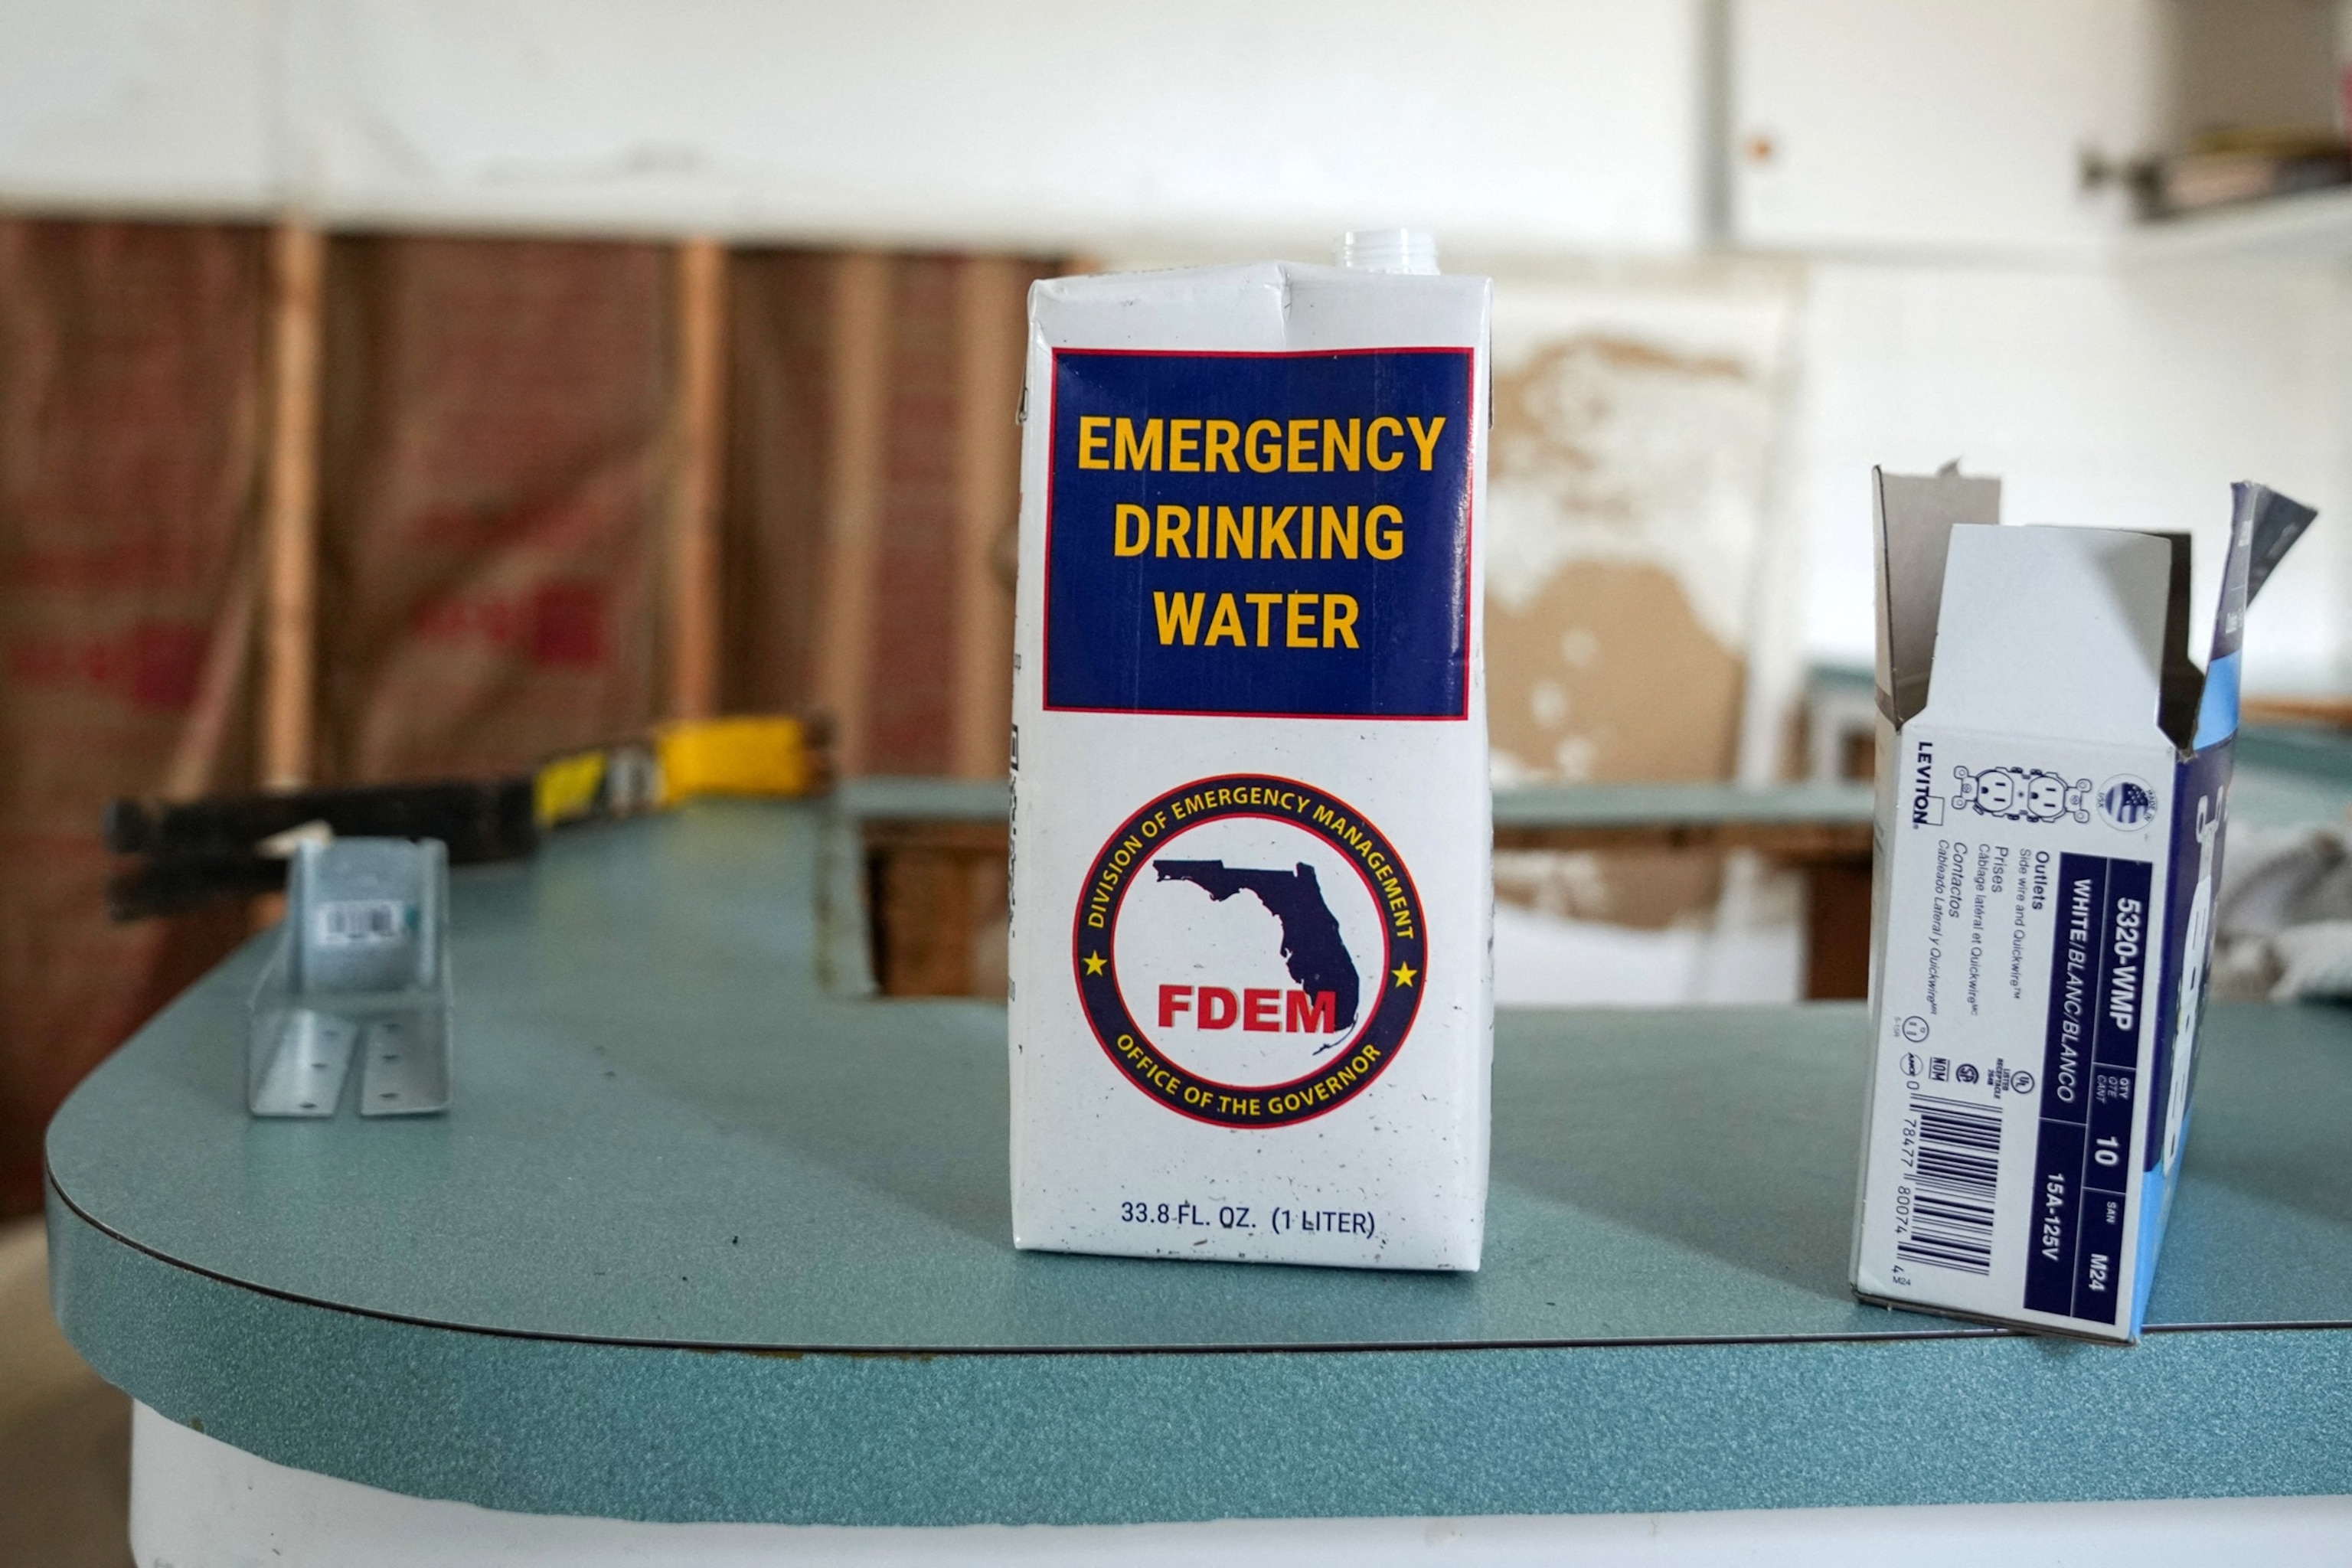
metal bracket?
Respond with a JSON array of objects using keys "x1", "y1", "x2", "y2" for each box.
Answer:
[{"x1": 249, "y1": 838, "x2": 452, "y2": 1117}]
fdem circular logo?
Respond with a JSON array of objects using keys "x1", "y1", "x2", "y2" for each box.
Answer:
[{"x1": 1071, "y1": 773, "x2": 1426, "y2": 1129}]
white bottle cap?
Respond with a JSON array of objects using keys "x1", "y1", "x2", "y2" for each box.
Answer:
[{"x1": 1333, "y1": 229, "x2": 1439, "y2": 275}]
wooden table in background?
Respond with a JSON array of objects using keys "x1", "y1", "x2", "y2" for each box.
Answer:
[{"x1": 844, "y1": 778, "x2": 1877, "y2": 1001}]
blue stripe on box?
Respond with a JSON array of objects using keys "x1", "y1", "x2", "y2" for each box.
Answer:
[
  {"x1": 2027, "y1": 853, "x2": 2149, "y2": 1325},
  {"x1": 2194, "y1": 650, "x2": 2242, "y2": 750},
  {"x1": 2025, "y1": 1120, "x2": 2086, "y2": 1317}
]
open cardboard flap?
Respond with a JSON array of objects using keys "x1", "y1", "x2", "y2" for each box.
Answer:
[
  {"x1": 2193, "y1": 482, "x2": 2319, "y2": 750},
  {"x1": 1875, "y1": 467, "x2": 2316, "y2": 756},
  {"x1": 1925, "y1": 524, "x2": 2173, "y2": 749},
  {"x1": 1873, "y1": 464, "x2": 1999, "y2": 727}
]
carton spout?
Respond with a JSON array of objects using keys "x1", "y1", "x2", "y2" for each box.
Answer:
[{"x1": 1334, "y1": 229, "x2": 1440, "y2": 275}]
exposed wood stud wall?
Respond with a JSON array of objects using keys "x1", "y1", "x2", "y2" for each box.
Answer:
[
  {"x1": 715, "y1": 251, "x2": 826, "y2": 722},
  {"x1": 818, "y1": 252, "x2": 890, "y2": 776},
  {"x1": 1, "y1": 221, "x2": 1076, "y2": 1212},
  {"x1": 260, "y1": 220, "x2": 324, "y2": 791},
  {"x1": 162, "y1": 541, "x2": 256, "y2": 802},
  {"x1": 665, "y1": 237, "x2": 727, "y2": 720},
  {"x1": 951, "y1": 256, "x2": 1025, "y2": 780}
]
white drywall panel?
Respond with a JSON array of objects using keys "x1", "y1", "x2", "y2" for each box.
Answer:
[
  {"x1": 0, "y1": 0, "x2": 1704, "y2": 253},
  {"x1": 0, "y1": 0, "x2": 276, "y2": 214},
  {"x1": 286, "y1": 0, "x2": 1702, "y2": 250}
]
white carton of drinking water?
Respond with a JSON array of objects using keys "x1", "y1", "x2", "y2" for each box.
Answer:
[
  {"x1": 1006, "y1": 238, "x2": 1492, "y2": 1269},
  {"x1": 1851, "y1": 466, "x2": 2314, "y2": 1340}
]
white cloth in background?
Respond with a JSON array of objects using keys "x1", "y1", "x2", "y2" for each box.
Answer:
[{"x1": 2213, "y1": 824, "x2": 2352, "y2": 1001}]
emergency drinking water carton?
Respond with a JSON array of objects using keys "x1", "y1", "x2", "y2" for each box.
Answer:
[
  {"x1": 1007, "y1": 237, "x2": 1492, "y2": 1269},
  {"x1": 1852, "y1": 466, "x2": 2314, "y2": 1340}
]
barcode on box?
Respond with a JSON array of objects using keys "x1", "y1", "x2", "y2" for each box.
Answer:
[
  {"x1": 1896, "y1": 1093, "x2": 2003, "y2": 1276},
  {"x1": 315, "y1": 899, "x2": 409, "y2": 948}
]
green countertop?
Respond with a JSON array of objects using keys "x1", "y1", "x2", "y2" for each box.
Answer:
[{"x1": 45, "y1": 799, "x2": 2352, "y2": 1526}]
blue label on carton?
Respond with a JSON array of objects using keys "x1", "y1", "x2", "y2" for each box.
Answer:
[
  {"x1": 2025, "y1": 852, "x2": 2150, "y2": 1323},
  {"x1": 1043, "y1": 348, "x2": 1475, "y2": 718}
]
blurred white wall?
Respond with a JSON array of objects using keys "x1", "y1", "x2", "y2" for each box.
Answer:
[
  {"x1": 7, "y1": 0, "x2": 2347, "y2": 1009},
  {"x1": 2, "y1": 0, "x2": 2346, "y2": 698},
  {"x1": 1789, "y1": 257, "x2": 2351, "y2": 692},
  {"x1": 1733, "y1": 0, "x2": 2166, "y2": 256}
]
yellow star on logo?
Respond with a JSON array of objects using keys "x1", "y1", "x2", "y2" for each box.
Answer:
[
  {"x1": 1390, "y1": 962, "x2": 1418, "y2": 988},
  {"x1": 1083, "y1": 952, "x2": 1107, "y2": 976}
]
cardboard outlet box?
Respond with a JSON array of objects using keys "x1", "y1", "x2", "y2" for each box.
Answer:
[
  {"x1": 1006, "y1": 259, "x2": 1494, "y2": 1271},
  {"x1": 1851, "y1": 468, "x2": 2314, "y2": 1341}
]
